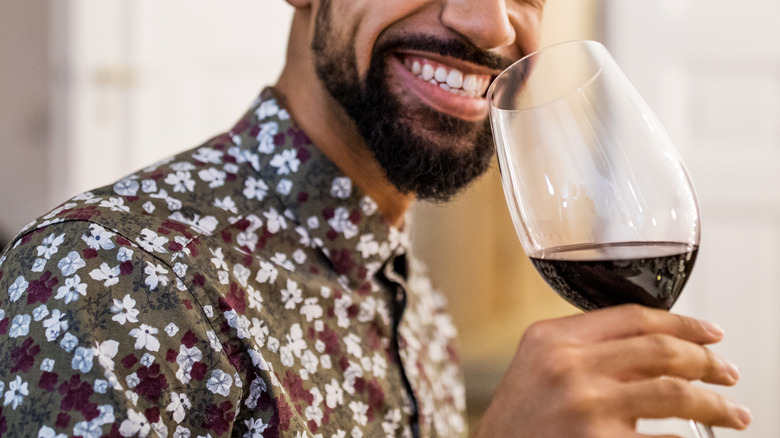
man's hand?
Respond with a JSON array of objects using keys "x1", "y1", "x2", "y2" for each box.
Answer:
[{"x1": 475, "y1": 304, "x2": 752, "y2": 437}]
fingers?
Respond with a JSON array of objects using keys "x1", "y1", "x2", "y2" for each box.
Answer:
[
  {"x1": 549, "y1": 304, "x2": 725, "y2": 345},
  {"x1": 617, "y1": 378, "x2": 752, "y2": 430},
  {"x1": 588, "y1": 334, "x2": 740, "y2": 386}
]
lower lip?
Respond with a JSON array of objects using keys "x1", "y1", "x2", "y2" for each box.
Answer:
[{"x1": 389, "y1": 57, "x2": 489, "y2": 122}]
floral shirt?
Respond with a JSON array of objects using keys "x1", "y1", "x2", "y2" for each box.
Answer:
[{"x1": 0, "y1": 89, "x2": 466, "y2": 438}]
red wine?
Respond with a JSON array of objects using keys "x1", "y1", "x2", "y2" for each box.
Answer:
[{"x1": 529, "y1": 242, "x2": 698, "y2": 311}]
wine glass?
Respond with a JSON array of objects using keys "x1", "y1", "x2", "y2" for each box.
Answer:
[{"x1": 487, "y1": 40, "x2": 712, "y2": 437}]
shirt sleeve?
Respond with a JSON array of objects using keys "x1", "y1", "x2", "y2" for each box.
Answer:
[{"x1": 0, "y1": 221, "x2": 243, "y2": 437}]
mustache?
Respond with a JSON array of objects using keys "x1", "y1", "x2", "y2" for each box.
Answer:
[{"x1": 374, "y1": 34, "x2": 515, "y2": 72}]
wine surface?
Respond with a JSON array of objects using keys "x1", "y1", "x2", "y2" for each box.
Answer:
[{"x1": 529, "y1": 242, "x2": 698, "y2": 311}]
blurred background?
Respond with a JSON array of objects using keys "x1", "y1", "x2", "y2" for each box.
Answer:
[{"x1": 1, "y1": 1, "x2": 776, "y2": 436}]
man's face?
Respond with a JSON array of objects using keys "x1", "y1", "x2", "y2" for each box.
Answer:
[{"x1": 312, "y1": 0, "x2": 543, "y2": 200}]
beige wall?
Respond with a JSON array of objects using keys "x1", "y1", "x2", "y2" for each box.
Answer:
[{"x1": 409, "y1": 0, "x2": 599, "y2": 424}]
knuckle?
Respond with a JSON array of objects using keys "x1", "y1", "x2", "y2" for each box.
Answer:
[
  {"x1": 648, "y1": 334, "x2": 680, "y2": 362},
  {"x1": 660, "y1": 378, "x2": 692, "y2": 404}
]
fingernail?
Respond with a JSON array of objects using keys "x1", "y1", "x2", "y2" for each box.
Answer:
[
  {"x1": 701, "y1": 320, "x2": 725, "y2": 337},
  {"x1": 721, "y1": 357, "x2": 740, "y2": 382},
  {"x1": 736, "y1": 404, "x2": 752, "y2": 426}
]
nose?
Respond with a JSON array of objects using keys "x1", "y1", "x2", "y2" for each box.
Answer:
[{"x1": 441, "y1": 0, "x2": 516, "y2": 49}]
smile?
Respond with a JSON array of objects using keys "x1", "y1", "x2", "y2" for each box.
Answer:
[
  {"x1": 390, "y1": 53, "x2": 496, "y2": 121},
  {"x1": 402, "y1": 56, "x2": 492, "y2": 99}
]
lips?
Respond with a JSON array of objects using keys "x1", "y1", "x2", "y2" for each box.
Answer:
[{"x1": 390, "y1": 53, "x2": 496, "y2": 121}]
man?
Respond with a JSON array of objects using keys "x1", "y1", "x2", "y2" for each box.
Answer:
[{"x1": 0, "y1": 0, "x2": 750, "y2": 436}]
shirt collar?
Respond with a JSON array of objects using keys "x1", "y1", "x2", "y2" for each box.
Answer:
[{"x1": 227, "y1": 88, "x2": 408, "y2": 287}]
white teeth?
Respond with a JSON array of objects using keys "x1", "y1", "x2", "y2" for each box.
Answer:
[
  {"x1": 406, "y1": 57, "x2": 489, "y2": 98},
  {"x1": 421, "y1": 64, "x2": 434, "y2": 81},
  {"x1": 412, "y1": 60, "x2": 422, "y2": 75},
  {"x1": 446, "y1": 70, "x2": 463, "y2": 89},
  {"x1": 463, "y1": 75, "x2": 478, "y2": 92},
  {"x1": 434, "y1": 66, "x2": 448, "y2": 83}
]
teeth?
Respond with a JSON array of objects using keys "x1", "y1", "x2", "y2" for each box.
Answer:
[
  {"x1": 421, "y1": 64, "x2": 434, "y2": 81},
  {"x1": 412, "y1": 60, "x2": 422, "y2": 75},
  {"x1": 434, "y1": 67, "x2": 448, "y2": 83},
  {"x1": 446, "y1": 70, "x2": 463, "y2": 89},
  {"x1": 404, "y1": 56, "x2": 490, "y2": 98},
  {"x1": 463, "y1": 75, "x2": 478, "y2": 92}
]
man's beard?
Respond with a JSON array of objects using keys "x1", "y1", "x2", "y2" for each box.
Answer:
[{"x1": 312, "y1": 1, "x2": 513, "y2": 201}]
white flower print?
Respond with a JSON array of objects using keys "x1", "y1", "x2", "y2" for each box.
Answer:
[
  {"x1": 37, "y1": 426, "x2": 67, "y2": 438},
  {"x1": 256, "y1": 99, "x2": 280, "y2": 120},
  {"x1": 206, "y1": 369, "x2": 233, "y2": 397},
  {"x1": 110, "y1": 294, "x2": 139, "y2": 325},
  {"x1": 256, "y1": 121, "x2": 279, "y2": 154},
  {"x1": 71, "y1": 346, "x2": 94, "y2": 373},
  {"x1": 173, "y1": 262, "x2": 187, "y2": 278},
  {"x1": 99, "y1": 197, "x2": 130, "y2": 212},
  {"x1": 89, "y1": 263, "x2": 121, "y2": 287},
  {"x1": 170, "y1": 161, "x2": 195, "y2": 172},
  {"x1": 281, "y1": 279, "x2": 303, "y2": 310},
  {"x1": 36, "y1": 233, "x2": 65, "y2": 260},
  {"x1": 31, "y1": 258, "x2": 46, "y2": 272},
  {"x1": 165, "y1": 322, "x2": 179, "y2": 337},
  {"x1": 32, "y1": 304, "x2": 49, "y2": 321},
  {"x1": 356, "y1": 234, "x2": 379, "y2": 259},
  {"x1": 42, "y1": 309, "x2": 68, "y2": 342},
  {"x1": 129, "y1": 324, "x2": 160, "y2": 352},
  {"x1": 233, "y1": 264, "x2": 250, "y2": 287},
  {"x1": 359, "y1": 196, "x2": 378, "y2": 216},
  {"x1": 136, "y1": 228, "x2": 169, "y2": 254},
  {"x1": 9, "y1": 314, "x2": 31, "y2": 338},
  {"x1": 94, "y1": 380, "x2": 109, "y2": 394},
  {"x1": 142, "y1": 201, "x2": 155, "y2": 214},
  {"x1": 248, "y1": 319, "x2": 268, "y2": 348},
  {"x1": 271, "y1": 253, "x2": 295, "y2": 271},
  {"x1": 58, "y1": 251, "x2": 86, "y2": 276},
  {"x1": 331, "y1": 177, "x2": 353, "y2": 199},
  {"x1": 166, "y1": 392, "x2": 191, "y2": 424},
  {"x1": 144, "y1": 262, "x2": 169, "y2": 291},
  {"x1": 54, "y1": 274, "x2": 88, "y2": 304},
  {"x1": 192, "y1": 147, "x2": 223, "y2": 164},
  {"x1": 8, "y1": 276, "x2": 28, "y2": 302},
  {"x1": 255, "y1": 261, "x2": 278, "y2": 284},
  {"x1": 344, "y1": 334, "x2": 363, "y2": 359},
  {"x1": 73, "y1": 420, "x2": 102, "y2": 438},
  {"x1": 292, "y1": 249, "x2": 307, "y2": 264},
  {"x1": 141, "y1": 179, "x2": 158, "y2": 193},
  {"x1": 269, "y1": 149, "x2": 300, "y2": 175},
  {"x1": 116, "y1": 247, "x2": 134, "y2": 263},
  {"x1": 165, "y1": 170, "x2": 196, "y2": 193},
  {"x1": 60, "y1": 332, "x2": 78, "y2": 353},
  {"x1": 279, "y1": 345, "x2": 294, "y2": 367},
  {"x1": 276, "y1": 178, "x2": 293, "y2": 195},
  {"x1": 172, "y1": 425, "x2": 191, "y2": 438},
  {"x1": 301, "y1": 350, "x2": 319, "y2": 374},
  {"x1": 300, "y1": 297, "x2": 323, "y2": 322},
  {"x1": 243, "y1": 418, "x2": 269, "y2": 438},
  {"x1": 119, "y1": 408, "x2": 151, "y2": 437},
  {"x1": 3, "y1": 376, "x2": 29, "y2": 410},
  {"x1": 243, "y1": 176, "x2": 269, "y2": 201},
  {"x1": 94, "y1": 340, "x2": 119, "y2": 371},
  {"x1": 349, "y1": 401, "x2": 369, "y2": 426},
  {"x1": 198, "y1": 168, "x2": 226, "y2": 188},
  {"x1": 113, "y1": 178, "x2": 140, "y2": 196},
  {"x1": 150, "y1": 189, "x2": 182, "y2": 211},
  {"x1": 207, "y1": 330, "x2": 223, "y2": 352},
  {"x1": 175, "y1": 345, "x2": 202, "y2": 384},
  {"x1": 82, "y1": 224, "x2": 116, "y2": 251},
  {"x1": 328, "y1": 207, "x2": 359, "y2": 239},
  {"x1": 214, "y1": 196, "x2": 238, "y2": 214},
  {"x1": 209, "y1": 247, "x2": 228, "y2": 270},
  {"x1": 245, "y1": 285, "x2": 262, "y2": 311},
  {"x1": 325, "y1": 378, "x2": 344, "y2": 409},
  {"x1": 245, "y1": 376, "x2": 267, "y2": 410},
  {"x1": 264, "y1": 208, "x2": 287, "y2": 234}
]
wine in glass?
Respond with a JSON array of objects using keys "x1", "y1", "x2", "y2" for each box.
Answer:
[{"x1": 488, "y1": 40, "x2": 711, "y2": 437}]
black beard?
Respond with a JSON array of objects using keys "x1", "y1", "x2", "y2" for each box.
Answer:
[{"x1": 312, "y1": 0, "x2": 512, "y2": 201}]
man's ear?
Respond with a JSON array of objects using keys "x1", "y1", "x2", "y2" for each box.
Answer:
[{"x1": 285, "y1": 0, "x2": 311, "y2": 8}]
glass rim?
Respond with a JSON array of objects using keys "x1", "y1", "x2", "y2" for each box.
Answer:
[{"x1": 488, "y1": 39, "x2": 610, "y2": 113}]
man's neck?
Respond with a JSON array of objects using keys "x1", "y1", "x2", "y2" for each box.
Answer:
[{"x1": 274, "y1": 11, "x2": 412, "y2": 228}]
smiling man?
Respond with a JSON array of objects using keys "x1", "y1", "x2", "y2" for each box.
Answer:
[{"x1": 0, "y1": 0, "x2": 750, "y2": 437}]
